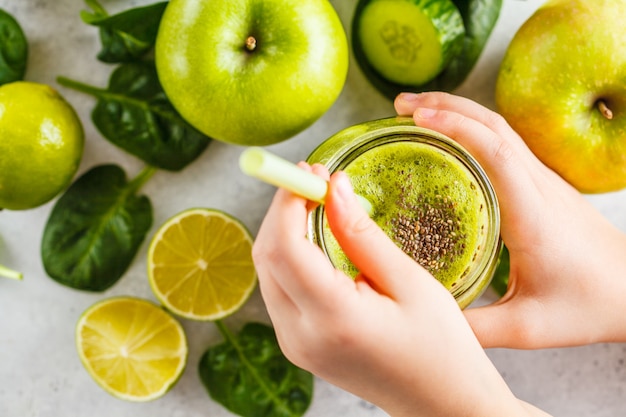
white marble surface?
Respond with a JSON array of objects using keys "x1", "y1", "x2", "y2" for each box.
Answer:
[{"x1": 2, "y1": 0, "x2": 626, "y2": 416}]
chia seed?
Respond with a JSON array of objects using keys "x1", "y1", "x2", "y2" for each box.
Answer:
[{"x1": 390, "y1": 193, "x2": 466, "y2": 274}]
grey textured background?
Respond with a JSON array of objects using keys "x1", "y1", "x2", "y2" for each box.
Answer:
[{"x1": 1, "y1": 0, "x2": 625, "y2": 416}]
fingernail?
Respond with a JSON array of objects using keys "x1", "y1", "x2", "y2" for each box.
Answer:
[
  {"x1": 398, "y1": 92, "x2": 420, "y2": 102},
  {"x1": 416, "y1": 107, "x2": 437, "y2": 119},
  {"x1": 334, "y1": 172, "x2": 355, "y2": 203}
]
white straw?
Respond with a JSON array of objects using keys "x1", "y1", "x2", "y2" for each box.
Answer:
[{"x1": 239, "y1": 147, "x2": 373, "y2": 215}]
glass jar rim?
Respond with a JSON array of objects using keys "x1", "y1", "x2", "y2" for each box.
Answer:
[{"x1": 307, "y1": 117, "x2": 502, "y2": 309}]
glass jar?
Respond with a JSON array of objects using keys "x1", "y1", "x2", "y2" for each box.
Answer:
[{"x1": 307, "y1": 117, "x2": 501, "y2": 309}]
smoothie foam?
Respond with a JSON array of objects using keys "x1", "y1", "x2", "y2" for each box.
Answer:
[{"x1": 321, "y1": 140, "x2": 489, "y2": 290}]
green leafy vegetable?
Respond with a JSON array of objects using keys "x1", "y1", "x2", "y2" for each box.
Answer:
[
  {"x1": 199, "y1": 321, "x2": 313, "y2": 417},
  {"x1": 81, "y1": 0, "x2": 168, "y2": 63},
  {"x1": 41, "y1": 164, "x2": 154, "y2": 291},
  {"x1": 352, "y1": 0, "x2": 503, "y2": 99},
  {"x1": 440, "y1": 0, "x2": 504, "y2": 90},
  {"x1": 0, "y1": 8, "x2": 28, "y2": 85},
  {"x1": 57, "y1": 62, "x2": 211, "y2": 171},
  {"x1": 490, "y1": 244, "x2": 509, "y2": 296}
]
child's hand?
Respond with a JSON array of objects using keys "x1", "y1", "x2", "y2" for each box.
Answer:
[
  {"x1": 253, "y1": 164, "x2": 530, "y2": 417},
  {"x1": 395, "y1": 92, "x2": 626, "y2": 349}
]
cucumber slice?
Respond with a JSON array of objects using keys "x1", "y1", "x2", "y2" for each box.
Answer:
[{"x1": 356, "y1": 0, "x2": 465, "y2": 86}]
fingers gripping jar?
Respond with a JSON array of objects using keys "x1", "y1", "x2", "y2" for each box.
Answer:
[{"x1": 307, "y1": 117, "x2": 501, "y2": 309}]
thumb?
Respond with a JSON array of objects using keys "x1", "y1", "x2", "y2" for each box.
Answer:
[{"x1": 325, "y1": 172, "x2": 431, "y2": 298}]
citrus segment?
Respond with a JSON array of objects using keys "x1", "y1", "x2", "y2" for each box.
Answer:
[
  {"x1": 147, "y1": 208, "x2": 256, "y2": 321},
  {"x1": 75, "y1": 297, "x2": 188, "y2": 402}
]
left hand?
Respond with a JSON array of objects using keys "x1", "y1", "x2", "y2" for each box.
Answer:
[{"x1": 252, "y1": 163, "x2": 528, "y2": 417}]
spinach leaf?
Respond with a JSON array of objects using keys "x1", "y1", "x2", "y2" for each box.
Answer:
[
  {"x1": 439, "y1": 0, "x2": 504, "y2": 91},
  {"x1": 352, "y1": 0, "x2": 503, "y2": 99},
  {"x1": 41, "y1": 164, "x2": 154, "y2": 291},
  {"x1": 490, "y1": 244, "x2": 509, "y2": 296},
  {"x1": 199, "y1": 321, "x2": 313, "y2": 417},
  {"x1": 57, "y1": 62, "x2": 211, "y2": 171},
  {"x1": 81, "y1": 0, "x2": 168, "y2": 63},
  {"x1": 0, "y1": 8, "x2": 28, "y2": 85}
]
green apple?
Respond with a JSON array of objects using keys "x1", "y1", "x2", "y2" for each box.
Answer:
[
  {"x1": 495, "y1": 0, "x2": 626, "y2": 193},
  {"x1": 155, "y1": 0, "x2": 349, "y2": 146}
]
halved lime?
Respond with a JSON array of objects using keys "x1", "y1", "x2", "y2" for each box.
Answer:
[
  {"x1": 75, "y1": 297, "x2": 188, "y2": 402},
  {"x1": 147, "y1": 208, "x2": 256, "y2": 321}
]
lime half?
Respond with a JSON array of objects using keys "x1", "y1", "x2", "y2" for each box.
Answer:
[
  {"x1": 75, "y1": 297, "x2": 188, "y2": 402},
  {"x1": 147, "y1": 208, "x2": 257, "y2": 321}
]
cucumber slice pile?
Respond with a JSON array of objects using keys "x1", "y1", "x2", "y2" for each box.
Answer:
[{"x1": 357, "y1": 0, "x2": 465, "y2": 86}]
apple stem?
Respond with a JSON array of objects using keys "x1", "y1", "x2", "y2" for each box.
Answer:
[
  {"x1": 245, "y1": 36, "x2": 257, "y2": 52},
  {"x1": 597, "y1": 100, "x2": 614, "y2": 120}
]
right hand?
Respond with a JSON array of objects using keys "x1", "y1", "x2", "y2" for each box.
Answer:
[{"x1": 395, "y1": 91, "x2": 626, "y2": 349}]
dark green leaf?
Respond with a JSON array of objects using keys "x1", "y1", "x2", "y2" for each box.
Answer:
[
  {"x1": 440, "y1": 0, "x2": 504, "y2": 90},
  {"x1": 57, "y1": 62, "x2": 211, "y2": 171},
  {"x1": 352, "y1": 0, "x2": 503, "y2": 99},
  {"x1": 199, "y1": 322, "x2": 313, "y2": 417},
  {"x1": 81, "y1": 0, "x2": 168, "y2": 63},
  {"x1": 41, "y1": 164, "x2": 154, "y2": 291},
  {"x1": 0, "y1": 8, "x2": 28, "y2": 85},
  {"x1": 490, "y1": 244, "x2": 509, "y2": 296},
  {"x1": 80, "y1": 0, "x2": 107, "y2": 23}
]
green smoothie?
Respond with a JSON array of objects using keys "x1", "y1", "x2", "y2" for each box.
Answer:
[{"x1": 321, "y1": 140, "x2": 489, "y2": 290}]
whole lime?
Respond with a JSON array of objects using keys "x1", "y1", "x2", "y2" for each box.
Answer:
[{"x1": 0, "y1": 81, "x2": 84, "y2": 210}]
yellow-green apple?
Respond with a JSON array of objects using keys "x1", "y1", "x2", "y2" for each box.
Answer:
[
  {"x1": 495, "y1": 0, "x2": 626, "y2": 193},
  {"x1": 155, "y1": 0, "x2": 349, "y2": 146}
]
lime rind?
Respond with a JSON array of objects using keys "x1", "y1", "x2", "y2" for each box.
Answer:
[{"x1": 0, "y1": 81, "x2": 84, "y2": 210}]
